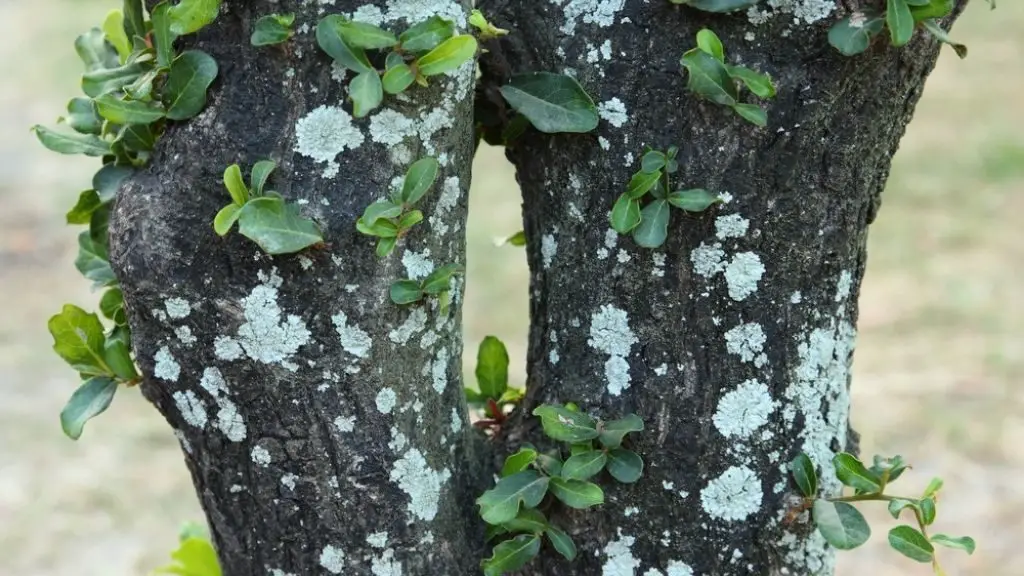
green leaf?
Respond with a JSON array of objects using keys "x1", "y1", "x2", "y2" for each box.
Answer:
[
  {"x1": 124, "y1": 68, "x2": 160, "y2": 101},
  {"x1": 357, "y1": 216, "x2": 399, "y2": 238},
  {"x1": 536, "y1": 452, "x2": 563, "y2": 477},
  {"x1": 349, "y1": 71, "x2": 384, "y2": 118},
  {"x1": 113, "y1": 123, "x2": 157, "y2": 153},
  {"x1": 62, "y1": 98, "x2": 102, "y2": 135},
  {"x1": 790, "y1": 453, "x2": 817, "y2": 497},
  {"x1": 422, "y1": 264, "x2": 461, "y2": 295},
  {"x1": 828, "y1": 12, "x2": 886, "y2": 56},
  {"x1": 397, "y1": 210, "x2": 423, "y2": 231},
  {"x1": 888, "y1": 525, "x2": 934, "y2": 563},
  {"x1": 316, "y1": 15, "x2": 374, "y2": 74},
  {"x1": 532, "y1": 404, "x2": 600, "y2": 443},
  {"x1": 477, "y1": 470, "x2": 550, "y2": 525},
  {"x1": 626, "y1": 169, "x2": 662, "y2": 199},
  {"x1": 223, "y1": 164, "x2": 249, "y2": 205},
  {"x1": 922, "y1": 477, "x2": 943, "y2": 498},
  {"x1": 75, "y1": 231, "x2": 117, "y2": 287},
  {"x1": 89, "y1": 203, "x2": 112, "y2": 258},
  {"x1": 640, "y1": 151, "x2": 666, "y2": 174},
  {"x1": 921, "y1": 19, "x2": 967, "y2": 59},
  {"x1": 104, "y1": 339, "x2": 138, "y2": 381},
  {"x1": 732, "y1": 103, "x2": 767, "y2": 127},
  {"x1": 548, "y1": 477, "x2": 604, "y2": 509},
  {"x1": 911, "y1": 0, "x2": 954, "y2": 21},
  {"x1": 151, "y1": 2, "x2": 176, "y2": 68},
  {"x1": 833, "y1": 453, "x2": 882, "y2": 493},
  {"x1": 727, "y1": 65, "x2": 776, "y2": 98},
  {"x1": 416, "y1": 35, "x2": 477, "y2": 76},
  {"x1": 399, "y1": 16, "x2": 455, "y2": 53},
  {"x1": 481, "y1": 534, "x2": 540, "y2": 576},
  {"x1": 930, "y1": 534, "x2": 976, "y2": 555},
  {"x1": 812, "y1": 500, "x2": 871, "y2": 550},
  {"x1": 632, "y1": 199, "x2": 671, "y2": 248},
  {"x1": 75, "y1": 28, "x2": 119, "y2": 72},
  {"x1": 598, "y1": 414, "x2": 644, "y2": 449},
  {"x1": 237, "y1": 196, "x2": 323, "y2": 255},
  {"x1": 99, "y1": 288, "x2": 126, "y2": 324},
  {"x1": 696, "y1": 28, "x2": 725, "y2": 61},
  {"x1": 167, "y1": 0, "x2": 222, "y2": 36},
  {"x1": 920, "y1": 497, "x2": 936, "y2": 525},
  {"x1": 383, "y1": 63, "x2": 416, "y2": 94},
  {"x1": 402, "y1": 157, "x2": 440, "y2": 204},
  {"x1": 545, "y1": 526, "x2": 577, "y2": 561},
  {"x1": 60, "y1": 377, "x2": 118, "y2": 440},
  {"x1": 250, "y1": 160, "x2": 276, "y2": 196},
  {"x1": 501, "y1": 508, "x2": 548, "y2": 535},
  {"x1": 164, "y1": 50, "x2": 219, "y2": 121},
  {"x1": 888, "y1": 498, "x2": 918, "y2": 519},
  {"x1": 82, "y1": 61, "x2": 144, "y2": 97},
  {"x1": 93, "y1": 164, "x2": 133, "y2": 203},
  {"x1": 499, "y1": 72, "x2": 599, "y2": 134},
  {"x1": 251, "y1": 13, "x2": 295, "y2": 47},
  {"x1": 871, "y1": 454, "x2": 909, "y2": 483},
  {"x1": 213, "y1": 203, "x2": 242, "y2": 236},
  {"x1": 502, "y1": 448, "x2": 538, "y2": 477},
  {"x1": 504, "y1": 230, "x2": 527, "y2": 247},
  {"x1": 67, "y1": 190, "x2": 102, "y2": 225},
  {"x1": 33, "y1": 126, "x2": 111, "y2": 157},
  {"x1": 390, "y1": 280, "x2": 424, "y2": 304},
  {"x1": 48, "y1": 304, "x2": 108, "y2": 374},
  {"x1": 339, "y1": 19, "x2": 398, "y2": 49},
  {"x1": 674, "y1": 0, "x2": 759, "y2": 12},
  {"x1": 605, "y1": 448, "x2": 644, "y2": 483},
  {"x1": 361, "y1": 200, "x2": 403, "y2": 228},
  {"x1": 94, "y1": 95, "x2": 166, "y2": 125},
  {"x1": 122, "y1": 0, "x2": 147, "y2": 41},
  {"x1": 668, "y1": 188, "x2": 720, "y2": 212},
  {"x1": 610, "y1": 193, "x2": 642, "y2": 234},
  {"x1": 561, "y1": 450, "x2": 607, "y2": 481},
  {"x1": 887, "y1": 0, "x2": 915, "y2": 47},
  {"x1": 153, "y1": 537, "x2": 222, "y2": 576},
  {"x1": 680, "y1": 48, "x2": 737, "y2": 106},
  {"x1": 476, "y1": 336, "x2": 510, "y2": 399}
]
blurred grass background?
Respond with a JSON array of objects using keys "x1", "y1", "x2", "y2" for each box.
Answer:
[{"x1": 0, "y1": 1, "x2": 1020, "y2": 574}]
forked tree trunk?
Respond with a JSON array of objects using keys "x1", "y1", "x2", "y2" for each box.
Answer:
[{"x1": 108, "y1": 1, "x2": 962, "y2": 574}]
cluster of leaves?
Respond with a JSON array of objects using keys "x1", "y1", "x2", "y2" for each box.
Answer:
[
  {"x1": 34, "y1": 0, "x2": 221, "y2": 440},
  {"x1": 680, "y1": 29, "x2": 777, "y2": 127},
  {"x1": 791, "y1": 452, "x2": 975, "y2": 574},
  {"x1": 477, "y1": 71, "x2": 600, "y2": 149},
  {"x1": 464, "y1": 336, "x2": 524, "y2": 433},
  {"x1": 214, "y1": 160, "x2": 323, "y2": 255},
  {"x1": 828, "y1": 0, "x2": 969, "y2": 59},
  {"x1": 478, "y1": 404, "x2": 644, "y2": 575},
  {"x1": 153, "y1": 522, "x2": 221, "y2": 576},
  {"x1": 356, "y1": 157, "x2": 439, "y2": 257},
  {"x1": 315, "y1": 14, "x2": 478, "y2": 117},
  {"x1": 251, "y1": 13, "x2": 296, "y2": 47},
  {"x1": 610, "y1": 146, "x2": 722, "y2": 248},
  {"x1": 389, "y1": 264, "x2": 462, "y2": 315}
]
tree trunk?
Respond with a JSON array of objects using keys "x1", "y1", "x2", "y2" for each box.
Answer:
[{"x1": 107, "y1": 0, "x2": 963, "y2": 575}]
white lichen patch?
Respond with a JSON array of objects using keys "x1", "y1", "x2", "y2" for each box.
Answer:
[
  {"x1": 389, "y1": 448, "x2": 451, "y2": 521},
  {"x1": 835, "y1": 270, "x2": 853, "y2": 302},
  {"x1": 554, "y1": 0, "x2": 626, "y2": 35},
  {"x1": 251, "y1": 446, "x2": 271, "y2": 466},
  {"x1": 389, "y1": 308, "x2": 428, "y2": 345},
  {"x1": 164, "y1": 297, "x2": 191, "y2": 319},
  {"x1": 217, "y1": 271, "x2": 311, "y2": 367},
  {"x1": 402, "y1": 249, "x2": 434, "y2": 280},
  {"x1": 382, "y1": 0, "x2": 466, "y2": 27},
  {"x1": 588, "y1": 304, "x2": 638, "y2": 396},
  {"x1": 748, "y1": 0, "x2": 836, "y2": 26},
  {"x1": 713, "y1": 379, "x2": 775, "y2": 438},
  {"x1": 541, "y1": 234, "x2": 558, "y2": 269},
  {"x1": 376, "y1": 387, "x2": 398, "y2": 414},
  {"x1": 174, "y1": 325, "x2": 196, "y2": 347},
  {"x1": 213, "y1": 336, "x2": 244, "y2": 361},
  {"x1": 431, "y1": 347, "x2": 450, "y2": 394},
  {"x1": 367, "y1": 531, "x2": 389, "y2": 549},
  {"x1": 724, "y1": 322, "x2": 767, "y2": 365},
  {"x1": 294, "y1": 105, "x2": 365, "y2": 178},
  {"x1": 690, "y1": 242, "x2": 727, "y2": 278},
  {"x1": 429, "y1": 176, "x2": 462, "y2": 236},
  {"x1": 715, "y1": 214, "x2": 750, "y2": 240},
  {"x1": 666, "y1": 561, "x2": 694, "y2": 576},
  {"x1": 701, "y1": 465, "x2": 763, "y2": 521},
  {"x1": 281, "y1": 473, "x2": 297, "y2": 490},
  {"x1": 450, "y1": 408, "x2": 462, "y2": 433},
  {"x1": 199, "y1": 367, "x2": 246, "y2": 442},
  {"x1": 154, "y1": 346, "x2": 181, "y2": 381},
  {"x1": 335, "y1": 415, "x2": 356, "y2": 433},
  {"x1": 319, "y1": 544, "x2": 346, "y2": 574},
  {"x1": 173, "y1": 390, "x2": 207, "y2": 428},
  {"x1": 604, "y1": 356, "x2": 632, "y2": 397},
  {"x1": 369, "y1": 108, "x2": 417, "y2": 146},
  {"x1": 602, "y1": 532, "x2": 640, "y2": 576},
  {"x1": 724, "y1": 252, "x2": 765, "y2": 301},
  {"x1": 332, "y1": 312, "x2": 373, "y2": 359},
  {"x1": 371, "y1": 548, "x2": 402, "y2": 576},
  {"x1": 597, "y1": 97, "x2": 629, "y2": 128}
]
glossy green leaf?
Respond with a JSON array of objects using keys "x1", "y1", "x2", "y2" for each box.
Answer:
[
  {"x1": 60, "y1": 377, "x2": 118, "y2": 440},
  {"x1": 732, "y1": 103, "x2": 767, "y2": 127},
  {"x1": 504, "y1": 230, "x2": 527, "y2": 247},
  {"x1": 422, "y1": 264, "x2": 461, "y2": 295},
  {"x1": 790, "y1": 453, "x2": 817, "y2": 497},
  {"x1": 94, "y1": 95, "x2": 166, "y2": 125},
  {"x1": 667, "y1": 188, "x2": 720, "y2": 212},
  {"x1": 250, "y1": 160, "x2": 276, "y2": 196},
  {"x1": 887, "y1": 0, "x2": 915, "y2": 47},
  {"x1": 356, "y1": 216, "x2": 399, "y2": 238},
  {"x1": 476, "y1": 335, "x2": 509, "y2": 399},
  {"x1": 104, "y1": 339, "x2": 137, "y2": 381},
  {"x1": 672, "y1": 0, "x2": 758, "y2": 12},
  {"x1": 501, "y1": 508, "x2": 547, "y2": 535},
  {"x1": 100, "y1": 288, "x2": 126, "y2": 325},
  {"x1": 930, "y1": 534, "x2": 976, "y2": 555},
  {"x1": 396, "y1": 210, "x2": 423, "y2": 231},
  {"x1": 416, "y1": 35, "x2": 477, "y2": 76},
  {"x1": 237, "y1": 197, "x2": 323, "y2": 255},
  {"x1": 605, "y1": 448, "x2": 644, "y2": 483},
  {"x1": 812, "y1": 500, "x2": 871, "y2": 550},
  {"x1": 113, "y1": 123, "x2": 157, "y2": 152},
  {"x1": 727, "y1": 65, "x2": 776, "y2": 98},
  {"x1": 696, "y1": 28, "x2": 725, "y2": 61},
  {"x1": 316, "y1": 15, "x2": 374, "y2": 74},
  {"x1": 124, "y1": 68, "x2": 160, "y2": 101},
  {"x1": 223, "y1": 164, "x2": 249, "y2": 205},
  {"x1": 549, "y1": 477, "x2": 604, "y2": 509},
  {"x1": 633, "y1": 199, "x2": 670, "y2": 248},
  {"x1": 500, "y1": 72, "x2": 599, "y2": 134},
  {"x1": 888, "y1": 525, "x2": 934, "y2": 563},
  {"x1": 167, "y1": 0, "x2": 222, "y2": 35},
  {"x1": 640, "y1": 151, "x2": 666, "y2": 174},
  {"x1": 89, "y1": 204, "x2": 111, "y2": 257},
  {"x1": 828, "y1": 12, "x2": 885, "y2": 56},
  {"x1": 833, "y1": 452, "x2": 882, "y2": 493},
  {"x1": 598, "y1": 414, "x2": 644, "y2": 449},
  {"x1": 82, "y1": 61, "x2": 144, "y2": 97},
  {"x1": 152, "y1": 2, "x2": 176, "y2": 68},
  {"x1": 923, "y1": 477, "x2": 944, "y2": 498},
  {"x1": 376, "y1": 237, "x2": 396, "y2": 257},
  {"x1": 481, "y1": 534, "x2": 540, "y2": 576},
  {"x1": 93, "y1": 164, "x2": 134, "y2": 202},
  {"x1": 122, "y1": 0, "x2": 146, "y2": 40},
  {"x1": 383, "y1": 63, "x2": 416, "y2": 94},
  {"x1": 911, "y1": 0, "x2": 954, "y2": 21},
  {"x1": 536, "y1": 452, "x2": 563, "y2": 477},
  {"x1": 920, "y1": 497, "x2": 936, "y2": 525},
  {"x1": 48, "y1": 304, "x2": 108, "y2": 374},
  {"x1": 399, "y1": 16, "x2": 455, "y2": 53},
  {"x1": 921, "y1": 19, "x2": 967, "y2": 59},
  {"x1": 62, "y1": 98, "x2": 102, "y2": 135},
  {"x1": 164, "y1": 50, "x2": 219, "y2": 120},
  {"x1": 533, "y1": 404, "x2": 599, "y2": 443},
  {"x1": 75, "y1": 231, "x2": 117, "y2": 287},
  {"x1": 339, "y1": 19, "x2": 398, "y2": 49},
  {"x1": 610, "y1": 193, "x2": 642, "y2": 234},
  {"x1": 251, "y1": 13, "x2": 295, "y2": 46},
  {"x1": 402, "y1": 156, "x2": 440, "y2": 204},
  {"x1": 501, "y1": 448, "x2": 538, "y2": 477},
  {"x1": 561, "y1": 450, "x2": 607, "y2": 481},
  {"x1": 213, "y1": 203, "x2": 242, "y2": 236},
  {"x1": 887, "y1": 498, "x2": 918, "y2": 519},
  {"x1": 154, "y1": 536, "x2": 223, "y2": 576},
  {"x1": 67, "y1": 190, "x2": 102, "y2": 225},
  {"x1": 75, "y1": 28, "x2": 119, "y2": 72},
  {"x1": 627, "y1": 169, "x2": 662, "y2": 199},
  {"x1": 871, "y1": 454, "x2": 909, "y2": 483},
  {"x1": 680, "y1": 48, "x2": 737, "y2": 106},
  {"x1": 546, "y1": 526, "x2": 577, "y2": 561},
  {"x1": 361, "y1": 200, "x2": 403, "y2": 228},
  {"x1": 477, "y1": 470, "x2": 550, "y2": 525},
  {"x1": 349, "y1": 71, "x2": 384, "y2": 118},
  {"x1": 390, "y1": 280, "x2": 424, "y2": 305}
]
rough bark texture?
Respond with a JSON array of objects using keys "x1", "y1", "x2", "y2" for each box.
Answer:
[{"x1": 105, "y1": 0, "x2": 964, "y2": 575}]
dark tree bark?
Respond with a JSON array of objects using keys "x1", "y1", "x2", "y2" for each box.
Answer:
[{"x1": 106, "y1": 1, "x2": 963, "y2": 575}]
